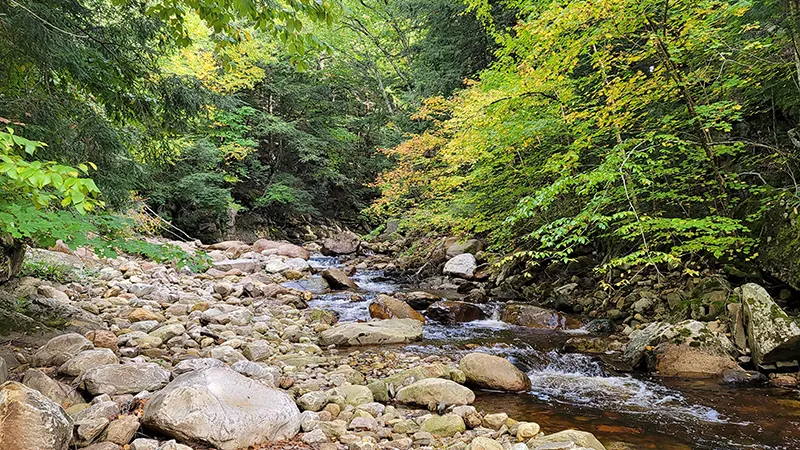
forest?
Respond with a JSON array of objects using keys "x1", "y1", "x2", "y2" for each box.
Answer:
[{"x1": 3, "y1": 0, "x2": 800, "y2": 286}]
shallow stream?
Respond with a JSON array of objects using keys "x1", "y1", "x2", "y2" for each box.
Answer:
[{"x1": 287, "y1": 256, "x2": 800, "y2": 450}]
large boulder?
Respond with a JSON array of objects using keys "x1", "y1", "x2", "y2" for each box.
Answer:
[
  {"x1": 737, "y1": 283, "x2": 800, "y2": 366},
  {"x1": 321, "y1": 268, "x2": 359, "y2": 290},
  {"x1": 143, "y1": 367, "x2": 300, "y2": 450},
  {"x1": 623, "y1": 320, "x2": 736, "y2": 378},
  {"x1": 528, "y1": 429, "x2": 606, "y2": 450},
  {"x1": 443, "y1": 253, "x2": 477, "y2": 279},
  {"x1": 369, "y1": 294, "x2": 425, "y2": 322},
  {"x1": 31, "y1": 333, "x2": 94, "y2": 367},
  {"x1": 500, "y1": 304, "x2": 581, "y2": 330},
  {"x1": 252, "y1": 239, "x2": 310, "y2": 260},
  {"x1": 395, "y1": 378, "x2": 475, "y2": 407},
  {"x1": 426, "y1": 301, "x2": 486, "y2": 323},
  {"x1": 758, "y1": 206, "x2": 800, "y2": 290},
  {"x1": 0, "y1": 381, "x2": 72, "y2": 450},
  {"x1": 0, "y1": 234, "x2": 25, "y2": 284},
  {"x1": 321, "y1": 231, "x2": 361, "y2": 255},
  {"x1": 459, "y1": 353, "x2": 531, "y2": 392},
  {"x1": 81, "y1": 363, "x2": 171, "y2": 395},
  {"x1": 320, "y1": 319, "x2": 423, "y2": 346}
]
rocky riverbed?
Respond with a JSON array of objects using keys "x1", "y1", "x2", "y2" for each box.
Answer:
[{"x1": 1, "y1": 235, "x2": 800, "y2": 450}]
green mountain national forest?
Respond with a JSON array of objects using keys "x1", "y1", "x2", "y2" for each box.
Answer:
[{"x1": 2, "y1": 0, "x2": 800, "y2": 449}]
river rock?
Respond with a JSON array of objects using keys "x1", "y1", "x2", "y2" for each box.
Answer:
[
  {"x1": 321, "y1": 268, "x2": 359, "y2": 290},
  {"x1": 31, "y1": 333, "x2": 94, "y2": 367},
  {"x1": 103, "y1": 415, "x2": 140, "y2": 445},
  {"x1": 253, "y1": 239, "x2": 310, "y2": 260},
  {"x1": 59, "y1": 348, "x2": 119, "y2": 377},
  {"x1": 624, "y1": 320, "x2": 735, "y2": 377},
  {"x1": 446, "y1": 239, "x2": 483, "y2": 258},
  {"x1": 469, "y1": 437, "x2": 504, "y2": 450},
  {"x1": 321, "y1": 231, "x2": 361, "y2": 255},
  {"x1": 500, "y1": 304, "x2": 581, "y2": 330},
  {"x1": 426, "y1": 301, "x2": 486, "y2": 323},
  {"x1": 212, "y1": 258, "x2": 259, "y2": 273},
  {"x1": 172, "y1": 358, "x2": 227, "y2": 375},
  {"x1": 528, "y1": 429, "x2": 606, "y2": 450},
  {"x1": 320, "y1": 319, "x2": 423, "y2": 346},
  {"x1": 82, "y1": 363, "x2": 171, "y2": 395},
  {"x1": 22, "y1": 369, "x2": 84, "y2": 408},
  {"x1": 651, "y1": 342, "x2": 738, "y2": 378},
  {"x1": 405, "y1": 291, "x2": 441, "y2": 310},
  {"x1": 297, "y1": 391, "x2": 329, "y2": 411},
  {"x1": 142, "y1": 367, "x2": 300, "y2": 450},
  {"x1": 0, "y1": 381, "x2": 72, "y2": 450},
  {"x1": 420, "y1": 413, "x2": 465, "y2": 437},
  {"x1": 395, "y1": 378, "x2": 475, "y2": 407},
  {"x1": 369, "y1": 294, "x2": 425, "y2": 322},
  {"x1": 737, "y1": 283, "x2": 800, "y2": 366},
  {"x1": 459, "y1": 353, "x2": 531, "y2": 392},
  {"x1": 443, "y1": 253, "x2": 477, "y2": 279}
]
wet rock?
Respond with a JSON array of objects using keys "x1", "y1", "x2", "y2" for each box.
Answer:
[
  {"x1": 253, "y1": 239, "x2": 310, "y2": 259},
  {"x1": 405, "y1": 291, "x2": 441, "y2": 310},
  {"x1": 722, "y1": 368, "x2": 767, "y2": 385},
  {"x1": 322, "y1": 268, "x2": 359, "y2": 290},
  {"x1": 320, "y1": 319, "x2": 423, "y2": 346},
  {"x1": 425, "y1": 301, "x2": 486, "y2": 323},
  {"x1": 82, "y1": 363, "x2": 171, "y2": 395},
  {"x1": 0, "y1": 381, "x2": 72, "y2": 450},
  {"x1": 459, "y1": 353, "x2": 531, "y2": 392},
  {"x1": 500, "y1": 304, "x2": 581, "y2": 330},
  {"x1": 446, "y1": 239, "x2": 483, "y2": 258},
  {"x1": 143, "y1": 367, "x2": 300, "y2": 450},
  {"x1": 59, "y1": 348, "x2": 119, "y2": 377},
  {"x1": 769, "y1": 373, "x2": 799, "y2": 388},
  {"x1": 737, "y1": 283, "x2": 800, "y2": 366},
  {"x1": 443, "y1": 254, "x2": 477, "y2": 279},
  {"x1": 369, "y1": 294, "x2": 426, "y2": 322},
  {"x1": 31, "y1": 333, "x2": 94, "y2": 367},
  {"x1": 395, "y1": 378, "x2": 474, "y2": 407},
  {"x1": 322, "y1": 231, "x2": 361, "y2": 255},
  {"x1": 528, "y1": 429, "x2": 606, "y2": 450},
  {"x1": 420, "y1": 413, "x2": 465, "y2": 437}
]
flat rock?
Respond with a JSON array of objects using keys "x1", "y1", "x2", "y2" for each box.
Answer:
[
  {"x1": 320, "y1": 319, "x2": 423, "y2": 346},
  {"x1": 81, "y1": 363, "x2": 171, "y2": 395},
  {"x1": 142, "y1": 367, "x2": 300, "y2": 450},
  {"x1": 528, "y1": 429, "x2": 606, "y2": 450},
  {"x1": 59, "y1": 349, "x2": 119, "y2": 377},
  {"x1": 395, "y1": 378, "x2": 474, "y2": 407}
]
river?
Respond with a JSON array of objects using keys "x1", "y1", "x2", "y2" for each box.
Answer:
[{"x1": 285, "y1": 256, "x2": 800, "y2": 450}]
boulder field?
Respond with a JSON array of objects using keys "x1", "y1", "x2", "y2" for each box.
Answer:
[{"x1": 0, "y1": 237, "x2": 616, "y2": 450}]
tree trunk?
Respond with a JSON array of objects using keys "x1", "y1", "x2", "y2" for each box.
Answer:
[{"x1": 0, "y1": 234, "x2": 25, "y2": 284}]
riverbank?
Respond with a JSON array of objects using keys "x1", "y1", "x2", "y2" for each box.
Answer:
[{"x1": 0, "y1": 234, "x2": 799, "y2": 450}]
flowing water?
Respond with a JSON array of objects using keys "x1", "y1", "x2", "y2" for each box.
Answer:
[{"x1": 288, "y1": 255, "x2": 800, "y2": 450}]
